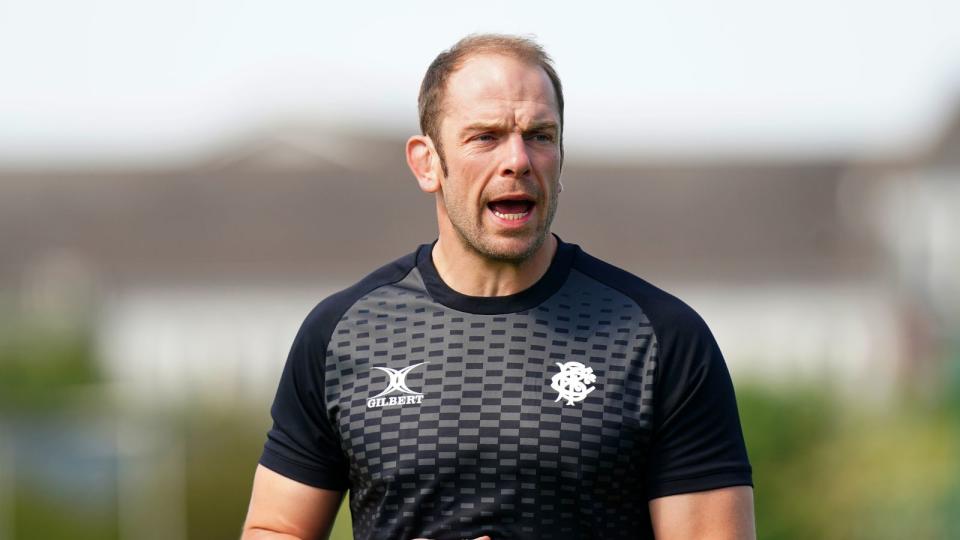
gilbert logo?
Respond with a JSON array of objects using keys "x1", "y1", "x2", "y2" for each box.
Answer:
[{"x1": 366, "y1": 362, "x2": 427, "y2": 408}]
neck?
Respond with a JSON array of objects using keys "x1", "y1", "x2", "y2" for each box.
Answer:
[{"x1": 431, "y1": 233, "x2": 558, "y2": 297}]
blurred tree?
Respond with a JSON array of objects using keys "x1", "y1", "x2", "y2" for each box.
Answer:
[
  {"x1": 0, "y1": 322, "x2": 99, "y2": 410},
  {"x1": 738, "y1": 385, "x2": 840, "y2": 540},
  {"x1": 14, "y1": 486, "x2": 117, "y2": 540},
  {"x1": 183, "y1": 407, "x2": 270, "y2": 539},
  {"x1": 739, "y1": 383, "x2": 959, "y2": 540}
]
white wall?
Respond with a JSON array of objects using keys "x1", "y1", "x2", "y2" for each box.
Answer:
[
  {"x1": 96, "y1": 284, "x2": 340, "y2": 407},
  {"x1": 96, "y1": 281, "x2": 905, "y2": 406}
]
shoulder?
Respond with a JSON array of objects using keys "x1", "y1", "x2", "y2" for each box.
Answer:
[
  {"x1": 570, "y1": 246, "x2": 711, "y2": 339},
  {"x1": 298, "y1": 245, "x2": 423, "y2": 346}
]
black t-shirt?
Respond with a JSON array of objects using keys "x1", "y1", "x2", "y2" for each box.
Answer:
[{"x1": 260, "y1": 236, "x2": 752, "y2": 540}]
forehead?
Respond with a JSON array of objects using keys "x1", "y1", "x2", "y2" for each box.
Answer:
[{"x1": 441, "y1": 53, "x2": 559, "y2": 127}]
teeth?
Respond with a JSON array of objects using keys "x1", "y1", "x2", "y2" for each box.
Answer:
[{"x1": 492, "y1": 210, "x2": 529, "y2": 220}]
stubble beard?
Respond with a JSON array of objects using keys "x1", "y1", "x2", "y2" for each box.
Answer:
[{"x1": 442, "y1": 184, "x2": 560, "y2": 264}]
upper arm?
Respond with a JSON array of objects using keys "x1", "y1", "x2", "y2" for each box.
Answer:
[
  {"x1": 246, "y1": 305, "x2": 351, "y2": 538},
  {"x1": 641, "y1": 301, "x2": 755, "y2": 537},
  {"x1": 644, "y1": 304, "x2": 753, "y2": 499},
  {"x1": 242, "y1": 464, "x2": 344, "y2": 540},
  {"x1": 259, "y1": 308, "x2": 350, "y2": 490},
  {"x1": 649, "y1": 485, "x2": 756, "y2": 540}
]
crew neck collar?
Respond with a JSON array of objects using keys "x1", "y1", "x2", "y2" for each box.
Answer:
[{"x1": 415, "y1": 234, "x2": 577, "y2": 315}]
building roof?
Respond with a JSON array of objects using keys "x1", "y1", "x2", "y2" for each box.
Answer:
[{"x1": 0, "y1": 132, "x2": 888, "y2": 290}]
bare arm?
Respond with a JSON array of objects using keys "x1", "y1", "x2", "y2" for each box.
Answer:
[
  {"x1": 241, "y1": 464, "x2": 345, "y2": 540},
  {"x1": 649, "y1": 485, "x2": 756, "y2": 540}
]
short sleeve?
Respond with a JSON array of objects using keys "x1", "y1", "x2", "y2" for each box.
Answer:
[
  {"x1": 258, "y1": 312, "x2": 350, "y2": 491},
  {"x1": 643, "y1": 307, "x2": 752, "y2": 500}
]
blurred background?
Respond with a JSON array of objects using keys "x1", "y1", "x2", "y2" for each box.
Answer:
[{"x1": 1, "y1": 1, "x2": 959, "y2": 538}]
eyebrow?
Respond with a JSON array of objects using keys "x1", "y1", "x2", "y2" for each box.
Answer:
[{"x1": 460, "y1": 120, "x2": 559, "y2": 137}]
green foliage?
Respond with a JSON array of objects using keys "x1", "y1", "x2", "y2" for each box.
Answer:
[
  {"x1": 182, "y1": 407, "x2": 273, "y2": 540},
  {"x1": 738, "y1": 384, "x2": 960, "y2": 540},
  {"x1": 179, "y1": 406, "x2": 351, "y2": 539},
  {"x1": 0, "y1": 323, "x2": 100, "y2": 410},
  {"x1": 2, "y1": 325, "x2": 956, "y2": 540},
  {"x1": 737, "y1": 384, "x2": 840, "y2": 540},
  {"x1": 330, "y1": 501, "x2": 353, "y2": 540},
  {"x1": 12, "y1": 484, "x2": 118, "y2": 540},
  {"x1": 155, "y1": 384, "x2": 960, "y2": 540}
]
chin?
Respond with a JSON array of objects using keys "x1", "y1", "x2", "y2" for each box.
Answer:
[{"x1": 474, "y1": 231, "x2": 547, "y2": 262}]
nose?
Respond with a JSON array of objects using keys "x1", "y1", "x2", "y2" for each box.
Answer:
[{"x1": 500, "y1": 132, "x2": 531, "y2": 178}]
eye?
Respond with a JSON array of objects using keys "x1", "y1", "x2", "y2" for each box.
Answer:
[
  {"x1": 526, "y1": 132, "x2": 555, "y2": 143},
  {"x1": 473, "y1": 133, "x2": 496, "y2": 142}
]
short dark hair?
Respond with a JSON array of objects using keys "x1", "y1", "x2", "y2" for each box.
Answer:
[{"x1": 417, "y1": 34, "x2": 564, "y2": 173}]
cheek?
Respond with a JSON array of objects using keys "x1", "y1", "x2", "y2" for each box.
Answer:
[
  {"x1": 531, "y1": 146, "x2": 561, "y2": 171},
  {"x1": 448, "y1": 162, "x2": 491, "y2": 198},
  {"x1": 441, "y1": 174, "x2": 482, "y2": 213}
]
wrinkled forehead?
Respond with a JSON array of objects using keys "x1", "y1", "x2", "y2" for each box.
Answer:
[{"x1": 440, "y1": 53, "x2": 560, "y2": 128}]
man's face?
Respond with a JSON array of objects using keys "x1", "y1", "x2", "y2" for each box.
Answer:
[{"x1": 434, "y1": 53, "x2": 562, "y2": 262}]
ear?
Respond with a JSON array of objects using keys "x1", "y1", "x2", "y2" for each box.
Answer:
[{"x1": 406, "y1": 135, "x2": 442, "y2": 193}]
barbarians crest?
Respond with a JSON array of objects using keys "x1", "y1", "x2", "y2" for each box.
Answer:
[{"x1": 550, "y1": 361, "x2": 597, "y2": 405}]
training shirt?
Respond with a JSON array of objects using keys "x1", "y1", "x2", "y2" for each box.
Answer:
[{"x1": 259, "y1": 235, "x2": 752, "y2": 540}]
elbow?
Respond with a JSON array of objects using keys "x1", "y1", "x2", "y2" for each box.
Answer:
[{"x1": 240, "y1": 525, "x2": 307, "y2": 540}]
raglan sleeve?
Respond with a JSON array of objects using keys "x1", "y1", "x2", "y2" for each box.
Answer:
[
  {"x1": 258, "y1": 307, "x2": 351, "y2": 491},
  {"x1": 643, "y1": 302, "x2": 753, "y2": 500}
]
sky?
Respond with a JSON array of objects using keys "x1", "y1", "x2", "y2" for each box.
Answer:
[{"x1": 1, "y1": 0, "x2": 959, "y2": 166}]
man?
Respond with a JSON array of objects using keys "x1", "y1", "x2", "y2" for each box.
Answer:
[{"x1": 242, "y1": 34, "x2": 755, "y2": 540}]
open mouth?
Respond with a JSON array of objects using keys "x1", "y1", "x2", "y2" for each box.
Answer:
[{"x1": 487, "y1": 198, "x2": 535, "y2": 221}]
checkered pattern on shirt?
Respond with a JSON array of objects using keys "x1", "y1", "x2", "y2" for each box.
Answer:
[{"x1": 323, "y1": 267, "x2": 658, "y2": 540}]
